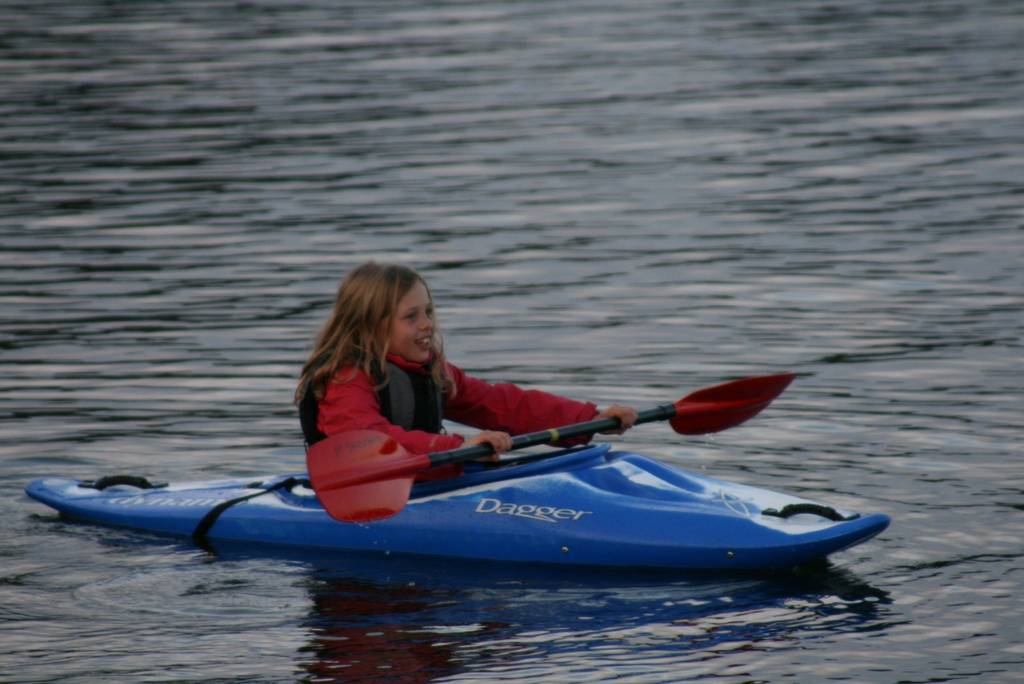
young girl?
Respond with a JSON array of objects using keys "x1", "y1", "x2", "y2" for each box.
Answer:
[{"x1": 296, "y1": 261, "x2": 637, "y2": 479}]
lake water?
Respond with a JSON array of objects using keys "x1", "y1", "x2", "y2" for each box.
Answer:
[{"x1": 2, "y1": 0, "x2": 1022, "y2": 682}]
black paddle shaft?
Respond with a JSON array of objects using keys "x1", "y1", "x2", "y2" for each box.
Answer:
[{"x1": 427, "y1": 403, "x2": 678, "y2": 466}]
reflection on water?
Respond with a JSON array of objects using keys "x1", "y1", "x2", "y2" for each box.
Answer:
[
  {"x1": 3, "y1": 0, "x2": 1023, "y2": 681},
  {"x1": 287, "y1": 550, "x2": 891, "y2": 683},
  {"x1": 300, "y1": 577, "x2": 499, "y2": 683}
]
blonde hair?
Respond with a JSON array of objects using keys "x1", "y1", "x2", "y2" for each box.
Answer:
[{"x1": 296, "y1": 262, "x2": 446, "y2": 404}]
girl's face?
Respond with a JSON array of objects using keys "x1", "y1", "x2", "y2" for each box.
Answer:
[{"x1": 387, "y1": 280, "x2": 434, "y2": 364}]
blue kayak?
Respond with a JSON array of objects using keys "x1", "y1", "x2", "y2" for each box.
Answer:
[{"x1": 25, "y1": 444, "x2": 889, "y2": 570}]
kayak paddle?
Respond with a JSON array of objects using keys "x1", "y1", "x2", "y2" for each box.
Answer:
[{"x1": 307, "y1": 372, "x2": 796, "y2": 522}]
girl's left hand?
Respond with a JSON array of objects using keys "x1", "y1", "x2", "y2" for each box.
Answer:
[
  {"x1": 597, "y1": 404, "x2": 639, "y2": 435},
  {"x1": 465, "y1": 430, "x2": 513, "y2": 462}
]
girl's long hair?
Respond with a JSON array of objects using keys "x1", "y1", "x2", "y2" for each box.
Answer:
[{"x1": 295, "y1": 262, "x2": 447, "y2": 404}]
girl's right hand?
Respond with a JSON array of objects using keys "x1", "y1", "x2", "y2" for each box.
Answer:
[
  {"x1": 596, "y1": 404, "x2": 639, "y2": 435},
  {"x1": 465, "y1": 430, "x2": 512, "y2": 461}
]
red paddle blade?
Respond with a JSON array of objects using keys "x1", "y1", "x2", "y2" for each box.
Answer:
[
  {"x1": 670, "y1": 373, "x2": 796, "y2": 435},
  {"x1": 306, "y1": 430, "x2": 430, "y2": 522}
]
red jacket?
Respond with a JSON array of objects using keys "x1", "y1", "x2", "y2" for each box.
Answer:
[{"x1": 317, "y1": 355, "x2": 598, "y2": 463}]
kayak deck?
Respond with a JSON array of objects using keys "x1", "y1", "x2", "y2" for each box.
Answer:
[{"x1": 25, "y1": 445, "x2": 889, "y2": 570}]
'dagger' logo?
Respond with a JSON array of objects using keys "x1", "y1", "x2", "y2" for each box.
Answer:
[{"x1": 475, "y1": 497, "x2": 593, "y2": 523}]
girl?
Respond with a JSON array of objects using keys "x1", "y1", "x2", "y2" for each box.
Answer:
[{"x1": 296, "y1": 262, "x2": 637, "y2": 479}]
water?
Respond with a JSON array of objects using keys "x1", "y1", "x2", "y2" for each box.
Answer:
[{"x1": 2, "y1": 0, "x2": 1021, "y2": 681}]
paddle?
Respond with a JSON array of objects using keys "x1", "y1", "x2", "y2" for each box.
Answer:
[{"x1": 307, "y1": 372, "x2": 795, "y2": 523}]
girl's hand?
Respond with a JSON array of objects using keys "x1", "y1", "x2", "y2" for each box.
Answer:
[
  {"x1": 465, "y1": 430, "x2": 513, "y2": 461},
  {"x1": 597, "y1": 404, "x2": 639, "y2": 435}
]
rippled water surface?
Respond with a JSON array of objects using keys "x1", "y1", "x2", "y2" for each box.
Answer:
[{"x1": 2, "y1": 1, "x2": 1022, "y2": 682}]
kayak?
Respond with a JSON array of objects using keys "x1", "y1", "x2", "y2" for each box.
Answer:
[{"x1": 24, "y1": 444, "x2": 889, "y2": 570}]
